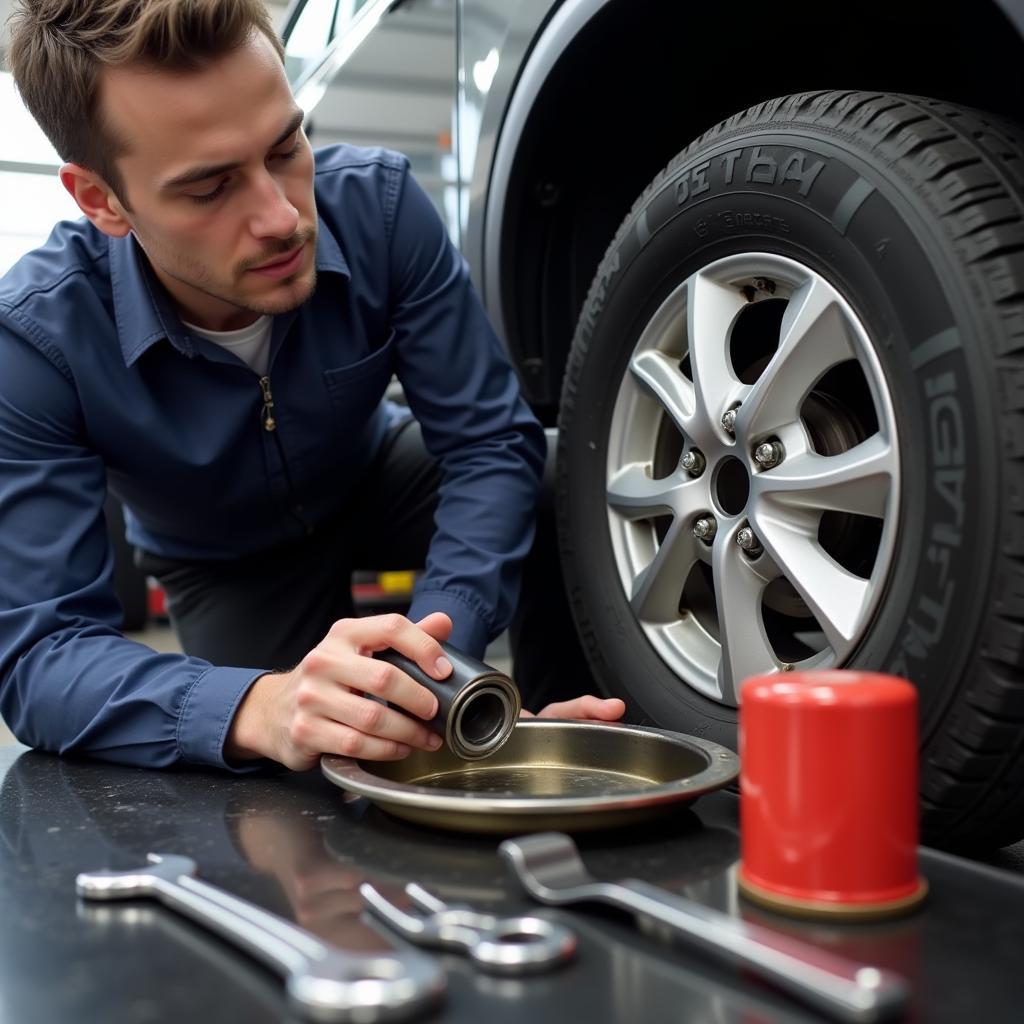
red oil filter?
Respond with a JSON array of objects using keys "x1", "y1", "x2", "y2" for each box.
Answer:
[{"x1": 738, "y1": 671, "x2": 927, "y2": 919}]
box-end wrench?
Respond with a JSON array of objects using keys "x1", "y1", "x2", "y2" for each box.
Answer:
[{"x1": 77, "y1": 853, "x2": 445, "y2": 1022}]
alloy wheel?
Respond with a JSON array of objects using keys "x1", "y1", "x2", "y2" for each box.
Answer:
[{"x1": 604, "y1": 252, "x2": 900, "y2": 704}]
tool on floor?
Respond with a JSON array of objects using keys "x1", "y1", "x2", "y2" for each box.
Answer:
[
  {"x1": 375, "y1": 642, "x2": 521, "y2": 759},
  {"x1": 360, "y1": 881, "x2": 576, "y2": 974},
  {"x1": 738, "y1": 671, "x2": 928, "y2": 919},
  {"x1": 76, "y1": 853, "x2": 445, "y2": 1022},
  {"x1": 498, "y1": 832, "x2": 910, "y2": 1024}
]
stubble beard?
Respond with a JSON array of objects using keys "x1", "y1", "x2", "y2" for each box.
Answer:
[
  {"x1": 207, "y1": 228, "x2": 319, "y2": 317},
  {"x1": 233, "y1": 264, "x2": 318, "y2": 317},
  {"x1": 138, "y1": 227, "x2": 318, "y2": 322}
]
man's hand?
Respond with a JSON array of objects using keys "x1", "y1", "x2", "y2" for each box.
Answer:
[
  {"x1": 526, "y1": 695, "x2": 626, "y2": 721},
  {"x1": 226, "y1": 611, "x2": 455, "y2": 771}
]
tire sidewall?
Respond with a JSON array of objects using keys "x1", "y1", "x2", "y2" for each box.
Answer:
[{"x1": 559, "y1": 124, "x2": 996, "y2": 750}]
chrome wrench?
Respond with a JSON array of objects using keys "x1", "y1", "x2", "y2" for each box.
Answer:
[
  {"x1": 499, "y1": 832, "x2": 910, "y2": 1023},
  {"x1": 361, "y1": 881, "x2": 576, "y2": 973},
  {"x1": 77, "y1": 853, "x2": 444, "y2": 1022}
]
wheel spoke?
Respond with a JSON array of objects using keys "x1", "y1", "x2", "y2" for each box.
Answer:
[
  {"x1": 686, "y1": 272, "x2": 746, "y2": 431},
  {"x1": 738, "y1": 275, "x2": 858, "y2": 439},
  {"x1": 629, "y1": 516, "x2": 703, "y2": 623},
  {"x1": 750, "y1": 514, "x2": 871, "y2": 654},
  {"x1": 711, "y1": 536, "x2": 776, "y2": 703},
  {"x1": 607, "y1": 462, "x2": 702, "y2": 521},
  {"x1": 753, "y1": 433, "x2": 895, "y2": 519},
  {"x1": 629, "y1": 350, "x2": 696, "y2": 438}
]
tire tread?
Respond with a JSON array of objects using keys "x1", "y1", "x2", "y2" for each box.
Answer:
[{"x1": 560, "y1": 90, "x2": 1024, "y2": 848}]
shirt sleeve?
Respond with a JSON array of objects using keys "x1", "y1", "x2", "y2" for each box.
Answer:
[
  {"x1": 383, "y1": 164, "x2": 547, "y2": 657},
  {"x1": 0, "y1": 320, "x2": 264, "y2": 770}
]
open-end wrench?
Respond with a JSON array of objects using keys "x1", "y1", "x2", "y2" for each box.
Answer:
[
  {"x1": 500, "y1": 833, "x2": 910, "y2": 1024},
  {"x1": 77, "y1": 853, "x2": 445, "y2": 1023}
]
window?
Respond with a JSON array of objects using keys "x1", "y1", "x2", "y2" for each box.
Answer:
[
  {"x1": 0, "y1": 73, "x2": 82, "y2": 276},
  {"x1": 284, "y1": 0, "x2": 380, "y2": 85},
  {"x1": 284, "y1": 0, "x2": 341, "y2": 83}
]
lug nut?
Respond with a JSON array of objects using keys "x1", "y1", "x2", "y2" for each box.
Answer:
[
  {"x1": 680, "y1": 449, "x2": 706, "y2": 476},
  {"x1": 736, "y1": 526, "x2": 762, "y2": 556},
  {"x1": 754, "y1": 441, "x2": 784, "y2": 469},
  {"x1": 693, "y1": 516, "x2": 718, "y2": 542},
  {"x1": 721, "y1": 408, "x2": 738, "y2": 435}
]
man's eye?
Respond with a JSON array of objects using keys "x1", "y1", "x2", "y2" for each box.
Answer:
[
  {"x1": 272, "y1": 141, "x2": 301, "y2": 162},
  {"x1": 189, "y1": 180, "x2": 228, "y2": 205}
]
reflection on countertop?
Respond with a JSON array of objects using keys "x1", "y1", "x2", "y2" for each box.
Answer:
[{"x1": 3, "y1": 745, "x2": 1024, "y2": 1024}]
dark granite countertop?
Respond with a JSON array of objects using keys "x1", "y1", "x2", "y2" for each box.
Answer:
[{"x1": 2, "y1": 743, "x2": 1023, "y2": 1023}]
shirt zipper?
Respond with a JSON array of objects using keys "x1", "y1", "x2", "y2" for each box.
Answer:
[
  {"x1": 257, "y1": 374, "x2": 310, "y2": 533},
  {"x1": 259, "y1": 375, "x2": 277, "y2": 431}
]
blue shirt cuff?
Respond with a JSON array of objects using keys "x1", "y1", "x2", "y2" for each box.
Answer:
[
  {"x1": 176, "y1": 665, "x2": 268, "y2": 772},
  {"x1": 407, "y1": 590, "x2": 491, "y2": 660}
]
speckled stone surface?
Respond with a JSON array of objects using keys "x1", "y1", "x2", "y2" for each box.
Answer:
[{"x1": 2, "y1": 744, "x2": 1024, "y2": 1023}]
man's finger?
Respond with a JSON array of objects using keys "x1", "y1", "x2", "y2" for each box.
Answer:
[
  {"x1": 345, "y1": 652, "x2": 441, "y2": 721},
  {"x1": 298, "y1": 641, "x2": 440, "y2": 722},
  {"x1": 293, "y1": 665, "x2": 441, "y2": 742},
  {"x1": 415, "y1": 611, "x2": 453, "y2": 642},
  {"x1": 327, "y1": 689, "x2": 442, "y2": 751},
  {"x1": 333, "y1": 613, "x2": 453, "y2": 682},
  {"x1": 315, "y1": 717, "x2": 416, "y2": 761},
  {"x1": 535, "y1": 696, "x2": 626, "y2": 721}
]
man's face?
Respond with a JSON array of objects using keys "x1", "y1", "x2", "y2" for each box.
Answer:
[{"x1": 98, "y1": 31, "x2": 317, "y2": 330}]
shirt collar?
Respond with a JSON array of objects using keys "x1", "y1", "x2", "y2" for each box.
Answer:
[{"x1": 110, "y1": 214, "x2": 351, "y2": 368}]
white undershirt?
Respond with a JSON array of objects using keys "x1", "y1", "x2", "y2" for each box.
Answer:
[{"x1": 183, "y1": 315, "x2": 273, "y2": 375}]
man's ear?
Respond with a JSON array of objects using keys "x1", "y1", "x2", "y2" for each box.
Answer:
[{"x1": 59, "y1": 163, "x2": 132, "y2": 238}]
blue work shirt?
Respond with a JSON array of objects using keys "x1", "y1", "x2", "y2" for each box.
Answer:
[{"x1": 0, "y1": 145, "x2": 546, "y2": 771}]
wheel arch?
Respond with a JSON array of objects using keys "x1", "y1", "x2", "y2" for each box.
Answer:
[{"x1": 482, "y1": 0, "x2": 1024, "y2": 418}]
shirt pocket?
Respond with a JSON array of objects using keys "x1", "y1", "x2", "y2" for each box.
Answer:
[{"x1": 322, "y1": 331, "x2": 396, "y2": 426}]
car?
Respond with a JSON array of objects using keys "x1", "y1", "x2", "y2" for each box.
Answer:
[{"x1": 281, "y1": 0, "x2": 1024, "y2": 849}]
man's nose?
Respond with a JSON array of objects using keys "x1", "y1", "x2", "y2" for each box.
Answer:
[{"x1": 248, "y1": 172, "x2": 300, "y2": 239}]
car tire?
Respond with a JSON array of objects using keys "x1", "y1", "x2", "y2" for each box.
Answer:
[{"x1": 557, "y1": 91, "x2": 1024, "y2": 849}]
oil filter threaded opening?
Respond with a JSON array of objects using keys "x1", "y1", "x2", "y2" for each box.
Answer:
[{"x1": 448, "y1": 678, "x2": 520, "y2": 759}]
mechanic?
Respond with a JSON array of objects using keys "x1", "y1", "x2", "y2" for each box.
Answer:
[{"x1": 0, "y1": 0, "x2": 624, "y2": 773}]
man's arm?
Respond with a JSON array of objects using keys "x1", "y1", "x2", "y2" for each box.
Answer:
[
  {"x1": 381, "y1": 162, "x2": 547, "y2": 656},
  {"x1": 0, "y1": 324, "x2": 266, "y2": 768},
  {"x1": 0, "y1": 323, "x2": 461, "y2": 770},
  {"x1": 0, "y1": 321, "x2": 468, "y2": 771}
]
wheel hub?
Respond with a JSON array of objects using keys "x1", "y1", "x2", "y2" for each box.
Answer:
[{"x1": 713, "y1": 457, "x2": 749, "y2": 517}]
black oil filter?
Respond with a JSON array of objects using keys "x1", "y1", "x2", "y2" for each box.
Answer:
[{"x1": 375, "y1": 642, "x2": 521, "y2": 760}]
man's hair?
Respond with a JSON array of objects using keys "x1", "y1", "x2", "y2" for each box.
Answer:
[{"x1": 6, "y1": 1, "x2": 285, "y2": 204}]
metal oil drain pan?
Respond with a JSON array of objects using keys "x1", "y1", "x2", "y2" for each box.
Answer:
[{"x1": 321, "y1": 719, "x2": 739, "y2": 833}]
